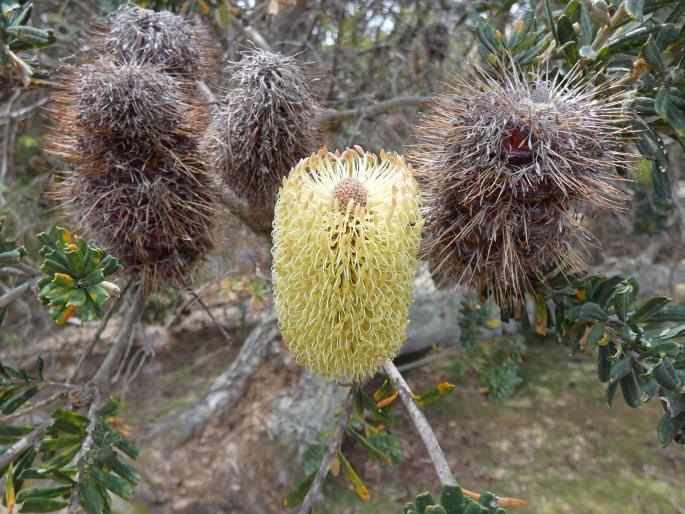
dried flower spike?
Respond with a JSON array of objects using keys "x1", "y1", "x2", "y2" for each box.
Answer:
[
  {"x1": 104, "y1": 3, "x2": 214, "y2": 78},
  {"x1": 415, "y1": 62, "x2": 630, "y2": 306},
  {"x1": 272, "y1": 147, "x2": 423, "y2": 381},
  {"x1": 206, "y1": 50, "x2": 321, "y2": 226}
]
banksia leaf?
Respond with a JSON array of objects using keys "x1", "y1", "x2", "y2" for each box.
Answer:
[
  {"x1": 272, "y1": 147, "x2": 423, "y2": 381},
  {"x1": 36, "y1": 227, "x2": 121, "y2": 324},
  {"x1": 415, "y1": 61, "x2": 632, "y2": 308},
  {"x1": 206, "y1": 50, "x2": 321, "y2": 228}
]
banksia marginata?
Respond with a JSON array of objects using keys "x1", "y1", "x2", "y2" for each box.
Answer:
[
  {"x1": 206, "y1": 50, "x2": 321, "y2": 227},
  {"x1": 49, "y1": 5, "x2": 217, "y2": 293},
  {"x1": 272, "y1": 147, "x2": 423, "y2": 381},
  {"x1": 414, "y1": 63, "x2": 630, "y2": 307},
  {"x1": 103, "y1": 3, "x2": 214, "y2": 78}
]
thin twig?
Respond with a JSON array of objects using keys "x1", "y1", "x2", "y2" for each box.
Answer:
[
  {"x1": 296, "y1": 383, "x2": 359, "y2": 514},
  {"x1": 68, "y1": 278, "x2": 132, "y2": 384},
  {"x1": 92, "y1": 286, "x2": 144, "y2": 392},
  {"x1": 0, "y1": 419, "x2": 51, "y2": 470},
  {"x1": 320, "y1": 95, "x2": 430, "y2": 123},
  {"x1": 0, "y1": 279, "x2": 33, "y2": 309},
  {"x1": 382, "y1": 360, "x2": 456, "y2": 486}
]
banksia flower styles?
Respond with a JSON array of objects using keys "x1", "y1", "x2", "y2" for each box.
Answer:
[
  {"x1": 415, "y1": 63, "x2": 629, "y2": 307},
  {"x1": 272, "y1": 147, "x2": 423, "y2": 381},
  {"x1": 206, "y1": 50, "x2": 320, "y2": 227},
  {"x1": 49, "y1": 5, "x2": 217, "y2": 293}
]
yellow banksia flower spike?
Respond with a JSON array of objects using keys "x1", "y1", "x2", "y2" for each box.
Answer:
[{"x1": 272, "y1": 146, "x2": 423, "y2": 381}]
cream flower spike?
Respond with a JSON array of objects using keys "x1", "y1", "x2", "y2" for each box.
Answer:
[{"x1": 272, "y1": 146, "x2": 423, "y2": 381}]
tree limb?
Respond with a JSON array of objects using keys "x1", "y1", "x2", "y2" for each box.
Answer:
[
  {"x1": 0, "y1": 280, "x2": 33, "y2": 309},
  {"x1": 320, "y1": 95, "x2": 430, "y2": 123},
  {"x1": 0, "y1": 419, "x2": 51, "y2": 470},
  {"x1": 92, "y1": 286, "x2": 144, "y2": 393},
  {"x1": 296, "y1": 383, "x2": 359, "y2": 514}
]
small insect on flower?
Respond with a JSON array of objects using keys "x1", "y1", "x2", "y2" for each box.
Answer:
[
  {"x1": 272, "y1": 147, "x2": 423, "y2": 381},
  {"x1": 414, "y1": 61, "x2": 632, "y2": 307}
]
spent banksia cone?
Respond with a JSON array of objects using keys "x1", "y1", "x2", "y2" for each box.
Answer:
[
  {"x1": 49, "y1": 5, "x2": 217, "y2": 293},
  {"x1": 104, "y1": 3, "x2": 215, "y2": 78},
  {"x1": 415, "y1": 63, "x2": 630, "y2": 307},
  {"x1": 206, "y1": 50, "x2": 321, "y2": 227},
  {"x1": 272, "y1": 147, "x2": 423, "y2": 381}
]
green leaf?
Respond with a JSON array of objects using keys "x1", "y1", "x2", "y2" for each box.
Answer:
[
  {"x1": 50, "y1": 409, "x2": 87, "y2": 434},
  {"x1": 18, "y1": 498, "x2": 69, "y2": 513},
  {"x1": 508, "y1": 9, "x2": 535, "y2": 50},
  {"x1": 658, "y1": 323, "x2": 685, "y2": 340},
  {"x1": 282, "y1": 472, "x2": 315, "y2": 509},
  {"x1": 79, "y1": 480, "x2": 105, "y2": 514},
  {"x1": 620, "y1": 370, "x2": 643, "y2": 408},
  {"x1": 339, "y1": 451, "x2": 370, "y2": 502},
  {"x1": 642, "y1": 35, "x2": 665, "y2": 73},
  {"x1": 655, "y1": 85, "x2": 685, "y2": 139},
  {"x1": 606, "y1": 380, "x2": 619, "y2": 407},
  {"x1": 5, "y1": 462, "x2": 15, "y2": 514},
  {"x1": 90, "y1": 467, "x2": 133, "y2": 500},
  {"x1": 100, "y1": 453, "x2": 141, "y2": 486},
  {"x1": 567, "y1": 302, "x2": 607, "y2": 322},
  {"x1": 629, "y1": 296, "x2": 671, "y2": 324},
  {"x1": 545, "y1": 0, "x2": 559, "y2": 42},
  {"x1": 657, "y1": 412, "x2": 675, "y2": 445},
  {"x1": 2, "y1": 386, "x2": 40, "y2": 415},
  {"x1": 347, "y1": 427, "x2": 391, "y2": 465},
  {"x1": 598, "y1": 25, "x2": 663, "y2": 59},
  {"x1": 610, "y1": 357, "x2": 633, "y2": 384},
  {"x1": 649, "y1": 305, "x2": 685, "y2": 322},
  {"x1": 16, "y1": 486, "x2": 71, "y2": 502},
  {"x1": 579, "y1": 1, "x2": 594, "y2": 46}
]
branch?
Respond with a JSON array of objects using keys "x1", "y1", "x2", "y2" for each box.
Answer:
[
  {"x1": 67, "y1": 278, "x2": 133, "y2": 384},
  {"x1": 231, "y1": 18, "x2": 272, "y2": 51},
  {"x1": 296, "y1": 383, "x2": 359, "y2": 514},
  {"x1": 320, "y1": 95, "x2": 430, "y2": 123},
  {"x1": 0, "y1": 419, "x2": 51, "y2": 470},
  {"x1": 149, "y1": 312, "x2": 279, "y2": 447},
  {"x1": 66, "y1": 387, "x2": 101, "y2": 514},
  {"x1": 0, "y1": 279, "x2": 33, "y2": 309},
  {"x1": 92, "y1": 286, "x2": 144, "y2": 393},
  {"x1": 382, "y1": 360, "x2": 456, "y2": 486}
]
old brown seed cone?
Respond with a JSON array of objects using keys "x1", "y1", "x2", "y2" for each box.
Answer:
[
  {"x1": 103, "y1": 4, "x2": 216, "y2": 78},
  {"x1": 414, "y1": 61, "x2": 632, "y2": 307},
  {"x1": 205, "y1": 50, "x2": 322, "y2": 227},
  {"x1": 48, "y1": 6, "x2": 218, "y2": 294}
]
